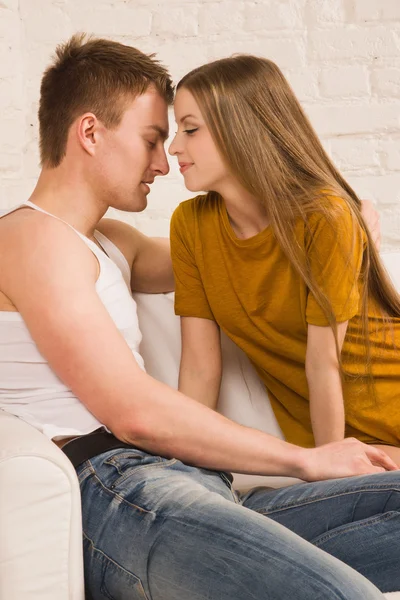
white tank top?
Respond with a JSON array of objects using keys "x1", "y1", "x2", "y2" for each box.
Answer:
[{"x1": 0, "y1": 201, "x2": 145, "y2": 439}]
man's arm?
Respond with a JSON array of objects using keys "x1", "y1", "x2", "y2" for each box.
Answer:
[
  {"x1": 97, "y1": 218, "x2": 174, "y2": 293},
  {"x1": 1, "y1": 212, "x2": 396, "y2": 481},
  {"x1": 179, "y1": 316, "x2": 222, "y2": 410}
]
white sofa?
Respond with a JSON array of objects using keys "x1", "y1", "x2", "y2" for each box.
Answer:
[{"x1": 1, "y1": 253, "x2": 400, "y2": 600}]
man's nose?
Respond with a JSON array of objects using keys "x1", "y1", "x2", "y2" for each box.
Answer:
[{"x1": 155, "y1": 147, "x2": 170, "y2": 176}]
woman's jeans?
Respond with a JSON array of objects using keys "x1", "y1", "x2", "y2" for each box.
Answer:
[{"x1": 77, "y1": 448, "x2": 400, "y2": 600}]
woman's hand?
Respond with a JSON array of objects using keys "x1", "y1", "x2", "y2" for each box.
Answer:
[{"x1": 298, "y1": 437, "x2": 399, "y2": 482}]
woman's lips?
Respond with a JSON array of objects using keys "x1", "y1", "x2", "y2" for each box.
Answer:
[{"x1": 179, "y1": 163, "x2": 193, "y2": 174}]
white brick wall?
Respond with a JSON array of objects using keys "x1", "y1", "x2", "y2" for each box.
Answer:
[{"x1": 0, "y1": 0, "x2": 399, "y2": 248}]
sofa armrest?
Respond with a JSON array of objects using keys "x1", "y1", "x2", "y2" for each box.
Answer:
[{"x1": 0, "y1": 411, "x2": 84, "y2": 600}]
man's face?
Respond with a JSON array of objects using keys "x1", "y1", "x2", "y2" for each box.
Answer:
[{"x1": 96, "y1": 87, "x2": 170, "y2": 212}]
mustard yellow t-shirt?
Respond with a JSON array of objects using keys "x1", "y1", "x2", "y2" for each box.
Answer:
[{"x1": 170, "y1": 193, "x2": 400, "y2": 448}]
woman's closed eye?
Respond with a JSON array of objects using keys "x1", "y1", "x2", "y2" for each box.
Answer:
[{"x1": 183, "y1": 128, "x2": 198, "y2": 135}]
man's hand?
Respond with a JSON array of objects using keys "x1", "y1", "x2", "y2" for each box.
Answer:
[
  {"x1": 360, "y1": 199, "x2": 381, "y2": 250},
  {"x1": 299, "y1": 437, "x2": 398, "y2": 482}
]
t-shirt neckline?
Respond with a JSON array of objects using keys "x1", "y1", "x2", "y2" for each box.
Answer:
[{"x1": 217, "y1": 196, "x2": 273, "y2": 247}]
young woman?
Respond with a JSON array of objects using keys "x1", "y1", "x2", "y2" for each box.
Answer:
[{"x1": 169, "y1": 55, "x2": 400, "y2": 465}]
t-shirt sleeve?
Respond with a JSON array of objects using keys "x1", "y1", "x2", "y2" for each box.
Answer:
[
  {"x1": 305, "y1": 199, "x2": 365, "y2": 326},
  {"x1": 170, "y1": 203, "x2": 215, "y2": 321}
]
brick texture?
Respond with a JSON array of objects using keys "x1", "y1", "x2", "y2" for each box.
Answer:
[{"x1": 1, "y1": 0, "x2": 399, "y2": 249}]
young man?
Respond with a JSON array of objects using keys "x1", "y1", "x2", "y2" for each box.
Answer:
[{"x1": 0, "y1": 34, "x2": 399, "y2": 600}]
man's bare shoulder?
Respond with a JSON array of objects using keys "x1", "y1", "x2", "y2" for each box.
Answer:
[
  {"x1": 1, "y1": 207, "x2": 92, "y2": 254},
  {"x1": 0, "y1": 207, "x2": 98, "y2": 293},
  {"x1": 0, "y1": 205, "x2": 42, "y2": 234}
]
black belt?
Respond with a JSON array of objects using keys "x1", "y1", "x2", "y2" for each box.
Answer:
[
  {"x1": 62, "y1": 428, "x2": 234, "y2": 484},
  {"x1": 61, "y1": 428, "x2": 133, "y2": 469}
]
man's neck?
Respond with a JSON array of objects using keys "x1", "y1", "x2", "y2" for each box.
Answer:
[{"x1": 28, "y1": 167, "x2": 107, "y2": 238}]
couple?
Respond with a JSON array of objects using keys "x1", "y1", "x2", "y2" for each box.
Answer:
[{"x1": 1, "y1": 33, "x2": 400, "y2": 600}]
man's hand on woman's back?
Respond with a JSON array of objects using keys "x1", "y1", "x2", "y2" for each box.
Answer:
[{"x1": 360, "y1": 199, "x2": 381, "y2": 250}]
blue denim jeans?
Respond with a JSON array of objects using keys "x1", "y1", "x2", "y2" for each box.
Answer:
[{"x1": 77, "y1": 448, "x2": 400, "y2": 600}]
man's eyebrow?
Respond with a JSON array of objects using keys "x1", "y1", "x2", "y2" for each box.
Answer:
[
  {"x1": 179, "y1": 114, "x2": 197, "y2": 124},
  {"x1": 145, "y1": 125, "x2": 169, "y2": 141}
]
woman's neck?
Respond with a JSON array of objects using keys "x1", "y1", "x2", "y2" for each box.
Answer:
[{"x1": 217, "y1": 182, "x2": 270, "y2": 239}]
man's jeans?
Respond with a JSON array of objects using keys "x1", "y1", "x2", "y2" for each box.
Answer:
[{"x1": 77, "y1": 448, "x2": 400, "y2": 600}]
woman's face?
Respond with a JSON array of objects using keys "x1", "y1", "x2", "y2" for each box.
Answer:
[{"x1": 169, "y1": 88, "x2": 230, "y2": 193}]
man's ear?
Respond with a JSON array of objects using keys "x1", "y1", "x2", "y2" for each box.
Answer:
[{"x1": 77, "y1": 113, "x2": 99, "y2": 157}]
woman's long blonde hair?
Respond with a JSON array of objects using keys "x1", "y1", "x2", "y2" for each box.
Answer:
[{"x1": 177, "y1": 56, "x2": 400, "y2": 378}]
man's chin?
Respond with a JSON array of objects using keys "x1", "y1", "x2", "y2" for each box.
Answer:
[
  {"x1": 130, "y1": 198, "x2": 148, "y2": 213},
  {"x1": 134, "y1": 202, "x2": 147, "y2": 213},
  {"x1": 127, "y1": 190, "x2": 148, "y2": 212},
  {"x1": 109, "y1": 195, "x2": 148, "y2": 214}
]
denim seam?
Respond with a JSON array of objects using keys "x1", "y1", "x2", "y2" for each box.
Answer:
[
  {"x1": 105, "y1": 450, "x2": 164, "y2": 462},
  {"x1": 104, "y1": 453, "x2": 147, "y2": 476},
  {"x1": 83, "y1": 530, "x2": 150, "y2": 600},
  {"x1": 77, "y1": 463, "x2": 95, "y2": 484},
  {"x1": 88, "y1": 467, "x2": 155, "y2": 515},
  {"x1": 255, "y1": 485, "x2": 400, "y2": 516},
  {"x1": 104, "y1": 451, "x2": 167, "y2": 474},
  {"x1": 311, "y1": 511, "x2": 399, "y2": 547}
]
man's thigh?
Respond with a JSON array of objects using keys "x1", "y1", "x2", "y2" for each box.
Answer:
[
  {"x1": 77, "y1": 450, "x2": 383, "y2": 600},
  {"x1": 78, "y1": 449, "x2": 238, "y2": 598}
]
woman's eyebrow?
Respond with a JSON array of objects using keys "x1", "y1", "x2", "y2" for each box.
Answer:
[{"x1": 179, "y1": 114, "x2": 197, "y2": 123}]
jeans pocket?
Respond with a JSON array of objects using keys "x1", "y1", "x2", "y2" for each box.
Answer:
[
  {"x1": 104, "y1": 450, "x2": 151, "y2": 475},
  {"x1": 103, "y1": 449, "x2": 177, "y2": 490}
]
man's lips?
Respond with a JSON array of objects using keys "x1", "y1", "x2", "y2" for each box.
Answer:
[
  {"x1": 179, "y1": 162, "x2": 193, "y2": 174},
  {"x1": 140, "y1": 180, "x2": 153, "y2": 194}
]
